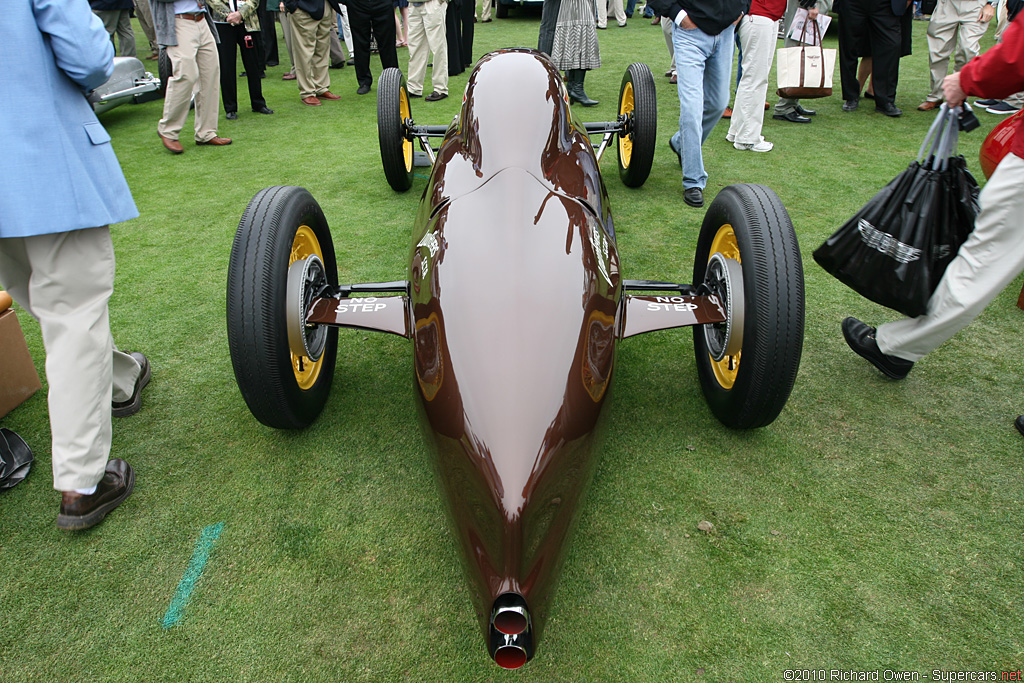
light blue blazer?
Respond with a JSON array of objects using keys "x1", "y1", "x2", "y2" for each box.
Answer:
[{"x1": 0, "y1": 0, "x2": 138, "y2": 239}]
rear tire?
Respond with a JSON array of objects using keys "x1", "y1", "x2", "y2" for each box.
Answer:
[
  {"x1": 692, "y1": 184, "x2": 804, "y2": 429},
  {"x1": 227, "y1": 186, "x2": 339, "y2": 429},
  {"x1": 378, "y1": 68, "x2": 415, "y2": 192},
  {"x1": 617, "y1": 62, "x2": 657, "y2": 188},
  {"x1": 157, "y1": 48, "x2": 171, "y2": 99}
]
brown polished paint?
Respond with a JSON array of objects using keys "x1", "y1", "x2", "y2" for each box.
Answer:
[{"x1": 302, "y1": 50, "x2": 716, "y2": 667}]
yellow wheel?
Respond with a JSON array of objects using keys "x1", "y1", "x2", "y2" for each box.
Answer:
[
  {"x1": 288, "y1": 225, "x2": 326, "y2": 391},
  {"x1": 227, "y1": 186, "x2": 339, "y2": 429},
  {"x1": 692, "y1": 184, "x2": 805, "y2": 429},
  {"x1": 616, "y1": 62, "x2": 657, "y2": 188}
]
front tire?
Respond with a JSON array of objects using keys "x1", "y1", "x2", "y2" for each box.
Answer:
[
  {"x1": 227, "y1": 186, "x2": 339, "y2": 429},
  {"x1": 378, "y1": 68, "x2": 415, "y2": 192},
  {"x1": 617, "y1": 63, "x2": 657, "y2": 188},
  {"x1": 692, "y1": 184, "x2": 804, "y2": 429}
]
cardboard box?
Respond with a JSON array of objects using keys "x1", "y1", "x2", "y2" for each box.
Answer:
[{"x1": 0, "y1": 307, "x2": 42, "y2": 418}]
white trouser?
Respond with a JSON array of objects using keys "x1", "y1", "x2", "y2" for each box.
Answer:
[
  {"x1": 597, "y1": 0, "x2": 625, "y2": 27},
  {"x1": 407, "y1": 0, "x2": 448, "y2": 95},
  {"x1": 727, "y1": 14, "x2": 778, "y2": 145},
  {"x1": 877, "y1": 153, "x2": 1024, "y2": 361},
  {"x1": 0, "y1": 227, "x2": 141, "y2": 491},
  {"x1": 478, "y1": 0, "x2": 491, "y2": 21},
  {"x1": 924, "y1": 0, "x2": 990, "y2": 102}
]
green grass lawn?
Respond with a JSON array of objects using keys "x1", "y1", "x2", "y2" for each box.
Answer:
[{"x1": 1, "y1": 13, "x2": 1022, "y2": 682}]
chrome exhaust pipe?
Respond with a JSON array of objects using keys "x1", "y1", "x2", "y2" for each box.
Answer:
[{"x1": 489, "y1": 593, "x2": 533, "y2": 669}]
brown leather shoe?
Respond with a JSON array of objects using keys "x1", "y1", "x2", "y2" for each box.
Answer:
[
  {"x1": 319, "y1": 90, "x2": 341, "y2": 100},
  {"x1": 722, "y1": 106, "x2": 733, "y2": 119},
  {"x1": 282, "y1": 72, "x2": 297, "y2": 80},
  {"x1": 196, "y1": 136, "x2": 232, "y2": 146},
  {"x1": 57, "y1": 459, "x2": 134, "y2": 530},
  {"x1": 301, "y1": 95, "x2": 322, "y2": 106},
  {"x1": 917, "y1": 100, "x2": 940, "y2": 111},
  {"x1": 160, "y1": 135, "x2": 184, "y2": 154}
]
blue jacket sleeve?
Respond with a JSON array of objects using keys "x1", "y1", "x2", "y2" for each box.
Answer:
[{"x1": 33, "y1": 0, "x2": 113, "y2": 92}]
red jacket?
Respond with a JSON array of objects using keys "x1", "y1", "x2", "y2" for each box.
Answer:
[
  {"x1": 961, "y1": 13, "x2": 1024, "y2": 159},
  {"x1": 750, "y1": 0, "x2": 787, "y2": 21}
]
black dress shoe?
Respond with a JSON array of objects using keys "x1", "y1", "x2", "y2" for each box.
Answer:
[
  {"x1": 773, "y1": 111, "x2": 811, "y2": 123},
  {"x1": 252, "y1": 106, "x2": 275, "y2": 115},
  {"x1": 842, "y1": 99, "x2": 859, "y2": 112},
  {"x1": 225, "y1": 111, "x2": 238, "y2": 120},
  {"x1": 841, "y1": 317, "x2": 913, "y2": 380},
  {"x1": 112, "y1": 352, "x2": 151, "y2": 417},
  {"x1": 876, "y1": 102, "x2": 903, "y2": 117},
  {"x1": 356, "y1": 84, "x2": 371, "y2": 95},
  {"x1": 794, "y1": 104, "x2": 816, "y2": 116},
  {"x1": 425, "y1": 91, "x2": 448, "y2": 101},
  {"x1": 56, "y1": 459, "x2": 134, "y2": 530},
  {"x1": 683, "y1": 187, "x2": 704, "y2": 208},
  {"x1": 330, "y1": 61, "x2": 345, "y2": 69},
  {"x1": 1016, "y1": 415, "x2": 1024, "y2": 437},
  {"x1": 863, "y1": 91, "x2": 875, "y2": 100}
]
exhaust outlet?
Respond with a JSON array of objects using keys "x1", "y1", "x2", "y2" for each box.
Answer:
[{"x1": 489, "y1": 593, "x2": 534, "y2": 669}]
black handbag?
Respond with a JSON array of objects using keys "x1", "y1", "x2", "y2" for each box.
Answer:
[
  {"x1": 0, "y1": 428, "x2": 33, "y2": 491},
  {"x1": 813, "y1": 105, "x2": 980, "y2": 317}
]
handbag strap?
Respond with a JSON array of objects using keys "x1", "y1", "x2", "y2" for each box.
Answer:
[
  {"x1": 917, "y1": 103, "x2": 950, "y2": 164},
  {"x1": 797, "y1": 19, "x2": 826, "y2": 88}
]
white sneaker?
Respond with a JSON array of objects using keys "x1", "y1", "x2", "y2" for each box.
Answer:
[{"x1": 734, "y1": 137, "x2": 773, "y2": 152}]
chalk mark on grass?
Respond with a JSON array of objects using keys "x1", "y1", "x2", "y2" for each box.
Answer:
[{"x1": 161, "y1": 522, "x2": 225, "y2": 629}]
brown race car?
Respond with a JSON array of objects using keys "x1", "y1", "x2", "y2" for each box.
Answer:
[{"x1": 226, "y1": 49, "x2": 805, "y2": 669}]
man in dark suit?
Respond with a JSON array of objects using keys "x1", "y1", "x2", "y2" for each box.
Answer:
[
  {"x1": 346, "y1": 0, "x2": 399, "y2": 94},
  {"x1": 284, "y1": 0, "x2": 343, "y2": 104},
  {"x1": 837, "y1": 0, "x2": 910, "y2": 116}
]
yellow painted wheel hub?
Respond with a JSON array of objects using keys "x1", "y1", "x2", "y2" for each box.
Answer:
[
  {"x1": 400, "y1": 89, "x2": 413, "y2": 172},
  {"x1": 618, "y1": 81, "x2": 634, "y2": 168},
  {"x1": 289, "y1": 225, "x2": 325, "y2": 390},
  {"x1": 708, "y1": 224, "x2": 741, "y2": 390}
]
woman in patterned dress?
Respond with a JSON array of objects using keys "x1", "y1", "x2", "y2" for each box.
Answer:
[{"x1": 550, "y1": 0, "x2": 601, "y2": 105}]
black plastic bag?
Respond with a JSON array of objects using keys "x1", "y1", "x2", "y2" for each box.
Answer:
[
  {"x1": 0, "y1": 427, "x2": 33, "y2": 491},
  {"x1": 813, "y1": 105, "x2": 979, "y2": 317}
]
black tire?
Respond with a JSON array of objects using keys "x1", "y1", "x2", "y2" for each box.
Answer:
[
  {"x1": 158, "y1": 48, "x2": 171, "y2": 99},
  {"x1": 378, "y1": 68, "x2": 414, "y2": 192},
  {"x1": 617, "y1": 62, "x2": 657, "y2": 188},
  {"x1": 692, "y1": 184, "x2": 804, "y2": 429},
  {"x1": 496, "y1": 1, "x2": 508, "y2": 18},
  {"x1": 227, "y1": 186, "x2": 339, "y2": 429}
]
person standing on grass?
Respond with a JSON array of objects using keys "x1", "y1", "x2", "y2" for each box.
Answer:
[
  {"x1": 347, "y1": 0, "x2": 400, "y2": 94},
  {"x1": 841, "y1": 11, "x2": 1024, "y2": 438},
  {"x1": 773, "y1": 0, "x2": 831, "y2": 124},
  {"x1": 645, "y1": 0, "x2": 745, "y2": 208},
  {"x1": 283, "y1": 0, "x2": 343, "y2": 105},
  {"x1": 550, "y1": 0, "x2": 602, "y2": 106},
  {"x1": 91, "y1": 0, "x2": 138, "y2": 57},
  {"x1": 152, "y1": 0, "x2": 233, "y2": 153},
  {"x1": 1, "y1": 0, "x2": 151, "y2": 530},
  {"x1": 406, "y1": 0, "x2": 449, "y2": 101},
  {"x1": 728, "y1": 0, "x2": 816, "y2": 152},
  {"x1": 209, "y1": 0, "x2": 276, "y2": 119},
  {"x1": 917, "y1": 0, "x2": 995, "y2": 112}
]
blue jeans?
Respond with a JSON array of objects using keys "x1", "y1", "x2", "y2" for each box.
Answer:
[
  {"x1": 625, "y1": 0, "x2": 653, "y2": 17},
  {"x1": 670, "y1": 21, "x2": 735, "y2": 190}
]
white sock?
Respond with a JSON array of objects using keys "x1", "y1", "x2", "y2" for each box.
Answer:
[{"x1": 74, "y1": 485, "x2": 97, "y2": 495}]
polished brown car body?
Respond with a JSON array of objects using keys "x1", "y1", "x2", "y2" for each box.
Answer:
[{"x1": 229, "y1": 48, "x2": 802, "y2": 670}]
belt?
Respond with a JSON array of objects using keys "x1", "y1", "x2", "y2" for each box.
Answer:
[{"x1": 176, "y1": 12, "x2": 206, "y2": 21}]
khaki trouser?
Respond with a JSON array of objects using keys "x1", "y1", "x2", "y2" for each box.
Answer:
[
  {"x1": 158, "y1": 16, "x2": 221, "y2": 143},
  {"x1": 924, "y1": 0, "x2": 990, "y2": 102},
  {"x1": 877, "y1": 154, "x2": 1024, "y2": 361},
  {"x1": 407, "y1": 0, "x2": 448, "y2": 96},
  {"x1": 597, "y1": 0, "x2": 626, "y2": 27},
  {"x1": 135, "y1": 0, "x2": 158, "y2": 53},
  {"x1": 478, "y1": 0, "x2": 491, "y2": 21},
  {"x1": 94, "y1": 9, "x2": 137, "y2": 57},
  {"x1": 291, "y1": 4, "x2": 334, "y2": 98},
  {"x1": 0, "y1": 228, "x2": 141, "y2": 491}
]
